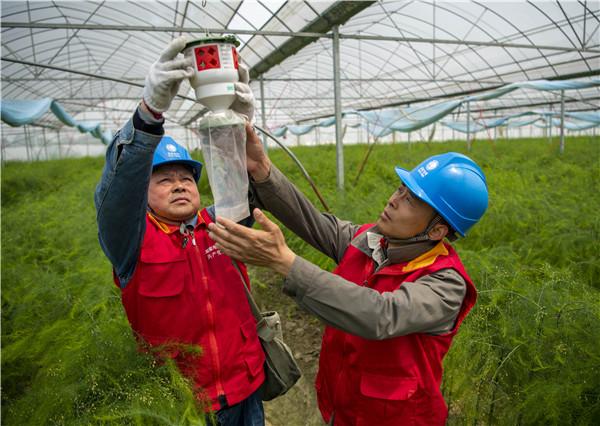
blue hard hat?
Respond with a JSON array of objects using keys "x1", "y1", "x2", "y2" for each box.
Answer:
[
  {"x1": 395, "y1": 152, "x2": 488, "y2": 236},
  {"x1": 152, "y1": 136, "x2": 203, "y2": 182}
]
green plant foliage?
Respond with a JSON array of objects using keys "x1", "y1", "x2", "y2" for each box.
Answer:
[
  {"x1": 444, "y1": 255, "x2": 600, "y2": 425},
  {"x1": 2, "y1": 158, "x2": 206, "y2": 425},
  {"x1": 2, "y1": 136, "x2": 599, "y2": 425}
]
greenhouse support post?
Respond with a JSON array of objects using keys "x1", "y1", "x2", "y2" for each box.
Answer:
[
  {"x1": 23, "y1": 125, "x2": 31, "y2": 162},
  {"x1": 358, "y1": 121, "x2": 362, "y2": 144},
  {"x1": 260, "y1": 75, "x2": 268, "y2": 151},
  {"x1": 43, "y1": 128, "x2": 49, "y2": 160},
  {"x1": 30, "y1": 126, "x2": 36, "y2": 161},
  {"x1": 559, "y1": 90, "x2": 565, "y2": 153},
  {"x1": 56, "y1": 130, "x2": 61, "y2": 158},
  {"x1": 451, "y1": 113, "x2": 458, "y2": 141},
  {"x1": 184, "y1": 128, "x2": 191, "y2": 151},
  {"x1": 466, "y1": 100, "x2": 471, "y2": 151},
  {"x1": 333, "y1": 25, "x2": 344, "y2": 190}
]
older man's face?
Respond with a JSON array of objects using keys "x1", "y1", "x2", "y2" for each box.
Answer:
[
  {"x1": 376, "y1": 184, "x2": 436, "y2": 239},
  {"x1": 148, "y1": 164, "x2": 200, "y2": 223}
]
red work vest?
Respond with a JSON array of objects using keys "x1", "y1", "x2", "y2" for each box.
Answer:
[
  {"x1": 118, "y1": 209, "x2": 265, "y2": 410},
  {"x1": 315, "y1": 224, "x2": 477, "y2": 426}
]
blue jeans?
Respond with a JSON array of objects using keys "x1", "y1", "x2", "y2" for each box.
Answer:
[{"x1": 206, "y1": 389, "x2": 264, "y2": 426}]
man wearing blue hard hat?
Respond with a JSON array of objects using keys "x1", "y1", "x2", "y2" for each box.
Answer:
[
  {"x1": 95, "y1": 37, "x2": 266, "y2": 426},
  {"x1": 208, "y1": 118, "x2": 489, "y2": 424}
]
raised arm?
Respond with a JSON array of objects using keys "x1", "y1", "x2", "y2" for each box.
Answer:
[
  {"x1": 94, "y1": 36, "x2": 193, "y2": 287},
  {"x1": 245, "y1": 125, "x2": 359, "y2": 263},
  {"x1": 94, "y1": 106, "x2": 163, "y2": 286},
  {"x1": 207, "y1": 210, "x2": 467, "y2": 338}
]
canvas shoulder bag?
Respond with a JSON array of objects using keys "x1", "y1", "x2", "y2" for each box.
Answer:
[{"x1": 241, "y1": 279, "x2": 302, "y2": 401}]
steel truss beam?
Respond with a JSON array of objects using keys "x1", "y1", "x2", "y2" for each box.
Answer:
[
  {"x1": 247, "y1": 1, "x2": 376, "y2": 79},
  {"x1": 297, "y1": 69, "x2": 600, "y2": 122},
  {"x1": 1, "y1": 77, "x2": 506, "y2": 85},
  {"x1": 1, "y1": 57, "x2": 196, "y2": 103},
  {"x1": 4, "y1": 57, "x2": 597, "y2": 128},
  {"x1": 4, "y1": 22, "x2": 598, "y2": 54}
]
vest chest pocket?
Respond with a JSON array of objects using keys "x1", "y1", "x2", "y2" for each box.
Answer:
[
  {"x1": 138, "y1": 250, "x2": 188, "y2": 297},
  {"x1": 360, "y1": 373, "x2": 418, "y2": 400},
  {"x1": 358, "y1": 373, "x2": 420, "y2": 424}
]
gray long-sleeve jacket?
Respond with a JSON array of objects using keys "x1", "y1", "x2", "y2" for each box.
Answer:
[{"x1": 249, "y1": 165, "x2": 467, "y2": 340}]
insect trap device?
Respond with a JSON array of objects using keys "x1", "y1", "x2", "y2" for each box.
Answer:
[{"x1": 184, "y1": 35, "x2": 249, "y2": 222}]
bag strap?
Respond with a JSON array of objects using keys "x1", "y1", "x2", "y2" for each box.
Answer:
[{"x1": 231, "y1": 261, "x2": 276, "y2": 342}]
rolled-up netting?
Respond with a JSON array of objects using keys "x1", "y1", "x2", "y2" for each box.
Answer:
[{"x1": 1, "y1": 98, "x2": 112, "y2": 145}]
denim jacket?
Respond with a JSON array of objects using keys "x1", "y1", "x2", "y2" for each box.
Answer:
[
  {"x1": 94, "y1": 111, "x2": 163, "y2": 287},
  {"x1": 95, "y1": 109, "x2": 252, "y2": 288}
]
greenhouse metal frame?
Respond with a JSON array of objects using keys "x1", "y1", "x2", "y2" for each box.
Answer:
[{"x1": 1, "y1": 1, "x2": 599, "y2": 187}]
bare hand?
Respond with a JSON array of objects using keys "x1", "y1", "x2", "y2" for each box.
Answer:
[
  {"x1": 207, "y1": 208, "x2": 295, "y2": 276},
  {"x1": 245, "y1": 122, "x2": 271, "y2": 181}
]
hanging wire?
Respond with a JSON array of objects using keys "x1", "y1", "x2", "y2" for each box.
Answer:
[{"x1": 254, "y1": 125, "x2": 330, "y2": 212}]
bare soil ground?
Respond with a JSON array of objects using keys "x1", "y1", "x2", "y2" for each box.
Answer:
[{"x1": 251, "y1": 267, "x2": 325, "y2": 426}]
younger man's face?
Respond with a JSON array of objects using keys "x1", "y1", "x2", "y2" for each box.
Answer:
[{"x1": 376, "y1": 184, "x2": 437, "y2": 239}]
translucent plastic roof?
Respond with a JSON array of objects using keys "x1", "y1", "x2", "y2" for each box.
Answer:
[{"x1": 2, "y1": 1, "x2": 599, "y2": 139}]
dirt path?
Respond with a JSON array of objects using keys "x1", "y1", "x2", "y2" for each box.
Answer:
[{"x1": 251, "y1": 268, "x2": 325, "y2": 426}]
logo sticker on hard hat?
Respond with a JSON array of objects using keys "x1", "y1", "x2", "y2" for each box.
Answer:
[
  {"x1": 165, "y1": 143, "x2": 181, "y2": 158},
  {"x1": 426, "y1": 160, "x2": 439, "y2": 171}
]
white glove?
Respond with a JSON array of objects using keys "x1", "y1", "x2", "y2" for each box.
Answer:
[
  {"x1": 143, "y1": 36, "x2": 194, "y2": 113},
  {"x1": 231, "y1": 61, "x2": 256, "y2": 123}
]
